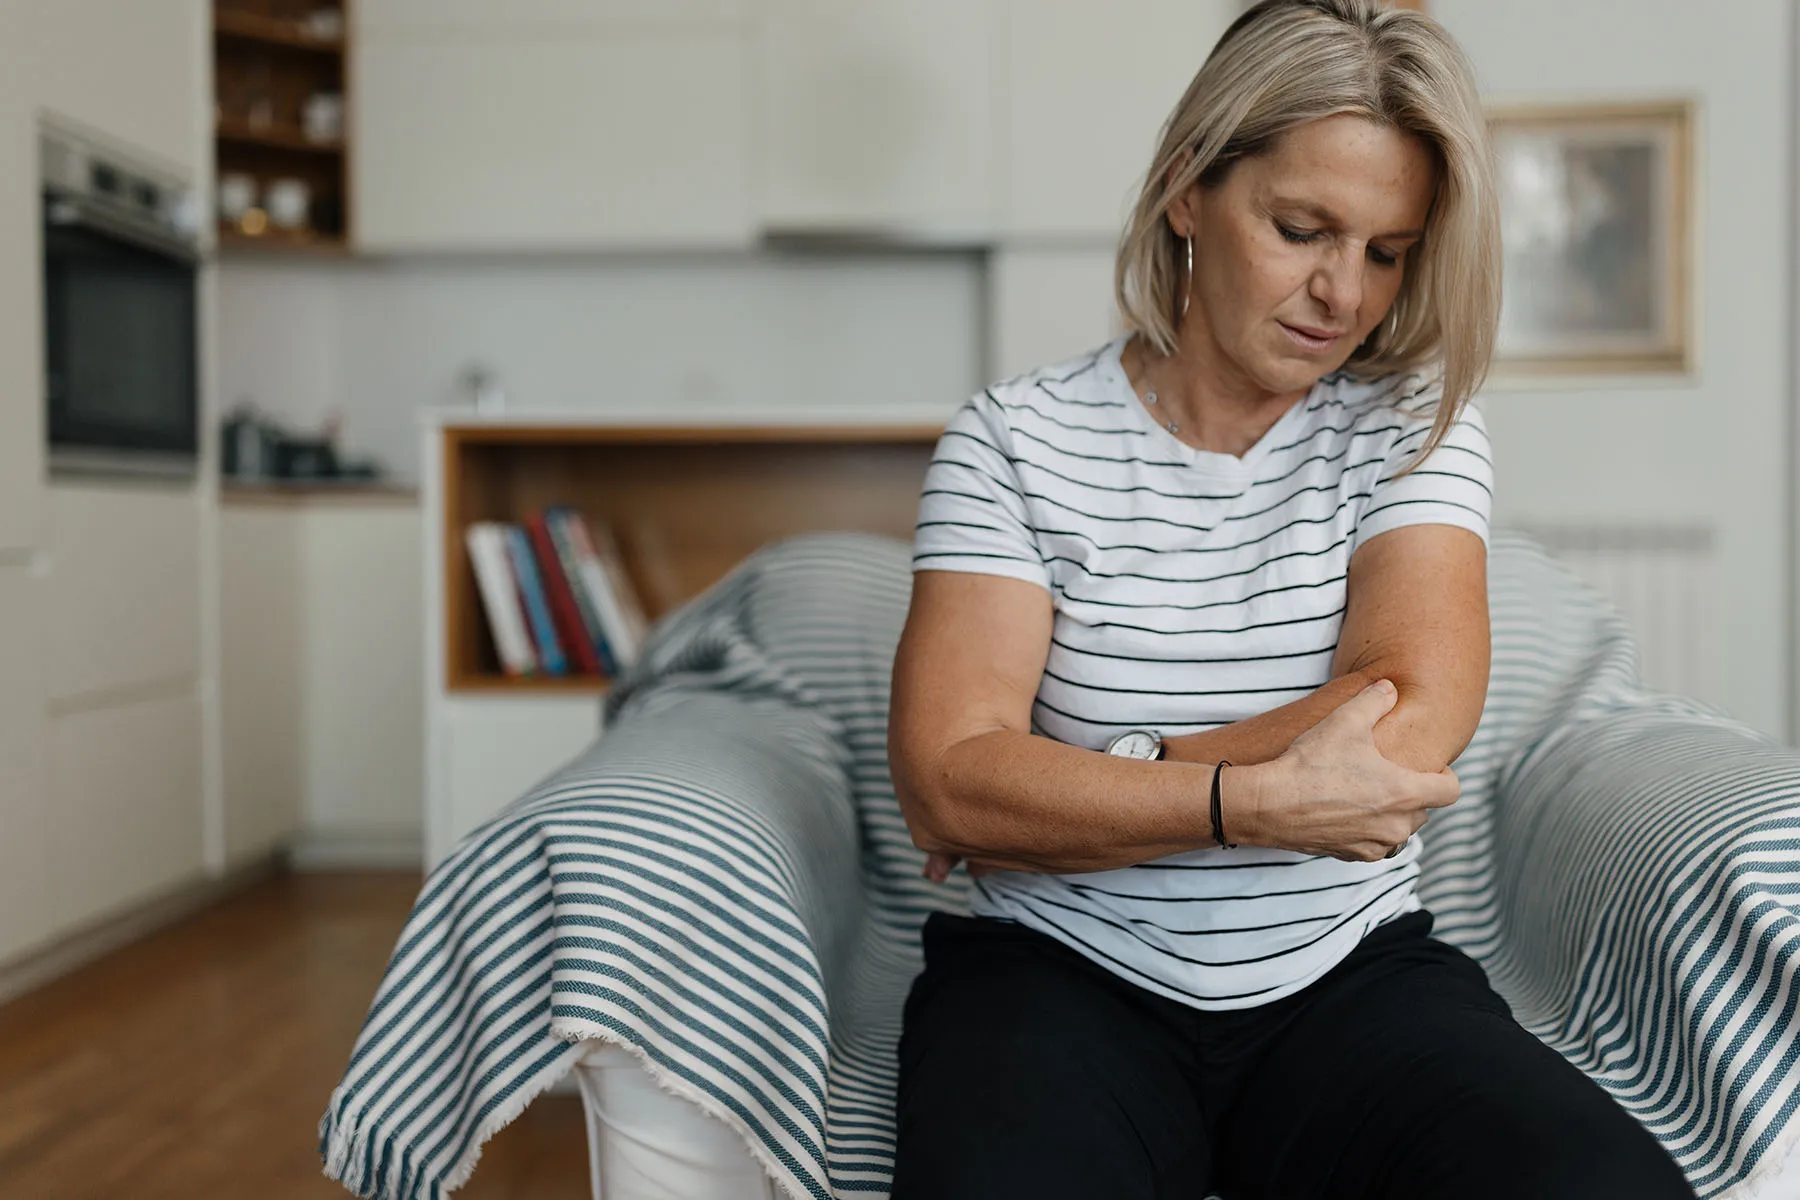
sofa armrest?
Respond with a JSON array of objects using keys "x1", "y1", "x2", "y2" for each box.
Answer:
[
  {"x1": 549, "y1": 688, "x2": 864, "y2": 999},
  {"x1": 1492, "y1": 703, "x2": 1800, "y2": 1190}
]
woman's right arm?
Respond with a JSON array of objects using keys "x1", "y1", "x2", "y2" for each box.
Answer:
[
  {"x1": 889, "y1": 570, "x2": 1253, "y2": 874},
  {"x1": 888, "y1": 570, "x2": 1455, "y2": 875}
]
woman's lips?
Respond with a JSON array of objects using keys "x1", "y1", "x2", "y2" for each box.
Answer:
[{"x1": 1279, "y1": 322, "x2": 1343, "y2": 353}]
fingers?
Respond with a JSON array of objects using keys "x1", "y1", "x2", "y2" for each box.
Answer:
[
  {"x1": 1333, "y1": 678, "x2": 1399, "y2": 727},
  {"x1": 922, "y1": 852, "x2": 959, "y2": 883},
  {"x1": 1414, "y1": 766, "x2": 1461, "y2": 809}
]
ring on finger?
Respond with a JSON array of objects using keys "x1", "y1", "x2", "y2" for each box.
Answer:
[{"x1": 1384, "y1": 842, "x2": 1404, "y2": 859}]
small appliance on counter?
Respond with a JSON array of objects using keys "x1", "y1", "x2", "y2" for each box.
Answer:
[{"x1": 220, "y1": 405, "x2": 384, "y2": 485}]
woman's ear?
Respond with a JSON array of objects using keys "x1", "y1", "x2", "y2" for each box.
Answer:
[
  {"x1": 1163, "y1": 151, "x2": 1199, "y2": 239},
  {"x1": 1166, "y1": 184, "x2": 1199, "y2": 240}
]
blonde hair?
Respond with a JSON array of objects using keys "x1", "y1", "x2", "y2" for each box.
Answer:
[{"x1": 1115, "y1": 0, "x2": 1500, "y2": 466}]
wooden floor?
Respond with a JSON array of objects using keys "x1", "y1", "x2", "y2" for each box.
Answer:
[{"x1": 0, "y1": 871, "x2": 590, "y2": 1199}]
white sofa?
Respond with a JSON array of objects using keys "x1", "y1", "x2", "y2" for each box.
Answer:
[
  {"x1": 570, "y1": 1042, "x2": 1800, "y2": 1200},
  {"x1": 321, "y1": 530, "x2": 1800, "y2": 1200}
]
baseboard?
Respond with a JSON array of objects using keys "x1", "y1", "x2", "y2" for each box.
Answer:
[
  {"x1": 0, "y1": 855, "x2": 281, "y2": 1008},
  {"x1": 286, "y1": 827, "x2": 424, "y2": 871}
]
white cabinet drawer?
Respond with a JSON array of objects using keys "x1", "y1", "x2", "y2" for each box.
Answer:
[
  {"x1": 0, "y1": 566, "x2": 48, "y2": 964},
  {"x1": 45, "y1": 484, "x2": 201, "y2": 702},
  {"x1": 47, "y1": 689, "x2": 204, "y2": 937}
]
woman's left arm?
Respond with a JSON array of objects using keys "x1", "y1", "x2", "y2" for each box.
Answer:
[
  {"x1": 1326, "y1": 523, "x2": 1489, "y2": 772},
  {"x1": 1160, "y1": 523, "x2": 1489, "y2": 774}
]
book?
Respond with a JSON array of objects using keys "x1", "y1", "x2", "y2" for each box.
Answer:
[
  {"x1": 465, "y1": 522, "x2": 537, "y2": 676},
  {"x1": 504, "y1": 524, "x2": 567, "y2": 676},
  {"x1": 551, "y1": 507, "x2": 642, "y2": 670},
  {"x1": 544, "y1": 509, "x2": 619, "y2": 677},
  {"x1": 525, "y1": 511, "x2": 603, "y2": 676},
  {"x1": 588, "y1": 521, "x2": 650, "y2": 649}
]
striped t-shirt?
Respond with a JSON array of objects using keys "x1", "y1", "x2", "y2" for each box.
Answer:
[{"x1": 911, "y1": 336, "x2": 1494, "y2": 1010}]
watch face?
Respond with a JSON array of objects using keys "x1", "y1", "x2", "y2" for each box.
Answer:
[{"x1": 1110, "y1": 730, "x2": 1160, "y2": 760}]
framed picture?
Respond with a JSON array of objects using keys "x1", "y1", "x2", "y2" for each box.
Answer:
[{"x1": 1488, "y1": 101, "x2": 1693, "y2": 375}]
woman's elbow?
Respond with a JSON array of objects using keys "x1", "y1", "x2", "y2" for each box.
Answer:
[
  {"x1": 888, "y1": 731, "x2": 961, "y2": 855},
  {"x1": 1378, "y1": 687, "x2": 1481, "y2": 774}
]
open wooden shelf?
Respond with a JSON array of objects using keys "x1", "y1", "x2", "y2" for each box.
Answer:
[
  {"x1": 441, "y1": 422, "x2": 943, "y2": 694},
  {"x1": 217, "y1": 224, "x2": 350, "y2": 255},
  {"x1": 217, "y1": 121, "x2": 344, "y2": 154},
  {"x1": 214, "y1": 9, "x2": 345, "y2": 52},
  {"x1": 213, "y1": 2, "x2": 352, "y2": 252}
]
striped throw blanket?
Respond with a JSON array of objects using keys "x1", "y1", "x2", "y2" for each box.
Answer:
[{"x1": 321, "y1": 531, "x2": 1800, "y2": 1199}]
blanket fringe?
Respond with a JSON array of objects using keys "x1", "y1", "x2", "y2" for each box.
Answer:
[
  {"x1": 553, "y1": 1022, "x2": 822, "y2": 1200},
  {"x1": 1716, "y1": 1115, "x2": 1800, "y2": 1200},
  {"x1": 319, "y1": 1048, "x2": 579, "y2": 1199}
]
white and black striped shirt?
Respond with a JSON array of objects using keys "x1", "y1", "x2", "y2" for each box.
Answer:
[{"x1": 912, "y1": 336, "x2": 1494, "y2": 1010}]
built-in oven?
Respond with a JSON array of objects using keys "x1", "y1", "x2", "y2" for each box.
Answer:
[{"x1": 40, "y1": 125, "x2": 200, "y2": 480}]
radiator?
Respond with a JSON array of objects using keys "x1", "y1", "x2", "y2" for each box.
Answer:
[{"x1": 1513, "y1": 524, "x2": 1718, "y2": 704}]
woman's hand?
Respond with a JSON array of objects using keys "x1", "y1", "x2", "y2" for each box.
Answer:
[{"x1": 1247, "y1": 679, "x2": 1461, "y2": 862}]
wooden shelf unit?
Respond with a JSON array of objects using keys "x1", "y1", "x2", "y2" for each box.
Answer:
[
  {"x1": 214, "y1": 8, "x2": 346, "y2": 51},
  {"x1": 213, "y1": 2, "x2": 352, "y2": 253},
  {"x1": 216, "y1": 224, "x2": 351, "y2": 254},
  {"x1": 440, "y1": 422, "x2": 942, "y2": 694}
]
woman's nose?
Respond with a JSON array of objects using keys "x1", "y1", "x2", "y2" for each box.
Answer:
[{"x1": 1310, "y1": 249, "x2": 1363, "y2": 318}]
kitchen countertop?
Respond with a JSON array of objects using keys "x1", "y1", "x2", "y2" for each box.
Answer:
[{"x1": 221, "y1": 479, "x2": 418, "y2": 506}]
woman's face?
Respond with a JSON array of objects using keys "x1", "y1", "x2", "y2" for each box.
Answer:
[{"x1": 1170, "y1": 114, "x2": 1439, "y2": 398}]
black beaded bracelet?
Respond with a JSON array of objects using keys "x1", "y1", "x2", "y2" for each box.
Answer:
[{"x1": 1211, "y1": 760, "x2": 1235, "y2": 850}]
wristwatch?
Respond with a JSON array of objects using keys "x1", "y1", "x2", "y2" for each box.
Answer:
[{"x1": 1106, "y1": 729, "x2": 1165, "y2": 761}]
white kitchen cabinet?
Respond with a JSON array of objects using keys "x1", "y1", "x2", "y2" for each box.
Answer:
[
  {"x1": 221, "y1": 491, "x2": 426, "y2": 868},
  {"x1": 358, "y1": 0, "x2": 748, "y2": 34},
  {"x1": 0, "y1": 0, "x2": 206, "y2": 557},
  {"x1": 14, "y1": 0, "x2": 207, "y2": 176},
  {"x1": 0, "y1": 566, "x2": 49, "y2": 965},
  {"x1": 44, "y1": 484, "x2": 202, "y2": 704},
  {"x1": 432, "y1": 695, "x2": 603, "y2": 866},
  {"x1": 995, "y1": 0, "x2": 1235, "y2": 239},
  {"x1": 354, "y1": 31, "x2": 755, "y2": 251},
  {"x1": 295, "y1": 498, "x2": 425, "y2": 857},
  {"x1": 757, "y1": 0, "x2": 996, "y2": 238},
  {"x1": 47, "y1": 690, "x2": 205, "y2": 938},
  {"x1": 219, "y1": 504, "x2": 304, "y2": 869}
]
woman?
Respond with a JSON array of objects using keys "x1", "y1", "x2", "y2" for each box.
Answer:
[{"x1": 886, "y1": 2, "x2": 1696, "y2": 1197}]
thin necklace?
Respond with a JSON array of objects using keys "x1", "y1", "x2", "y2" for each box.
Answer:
[
  {"x1": 1134, "y1": 343, "x2": 1180, "y2": 434},
  {"x1": 1143, "y1": 388, "x2": 1179, "y2": 435}
]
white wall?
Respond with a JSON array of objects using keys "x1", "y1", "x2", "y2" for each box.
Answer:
[
  {"x1": 218, "y1": 254, "x2": 985, "y2": 481},
  {"x1": 1435, "y1": 0, "x2": 1793, "y2": 739}
]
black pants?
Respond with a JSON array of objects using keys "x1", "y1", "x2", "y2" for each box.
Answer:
[{"x1": 892, "y1": 910, "x2": 1696, "y2": 1200}]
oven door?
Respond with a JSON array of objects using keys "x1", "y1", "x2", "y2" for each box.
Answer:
[{"x1": 43, "y1": 192, "x2": 199, "y2": 479}]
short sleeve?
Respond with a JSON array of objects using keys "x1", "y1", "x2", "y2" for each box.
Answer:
[
  {"x1": 911, "y1": 391, "x2": 1052, "y2": 591},
  {"x1": 1350, "y1": 394, "x2": 1494, "y2": 556}
]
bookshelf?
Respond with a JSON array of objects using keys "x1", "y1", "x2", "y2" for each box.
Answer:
[{"x1": 438, "y1": 421, "x2": 944, "y2": 695}]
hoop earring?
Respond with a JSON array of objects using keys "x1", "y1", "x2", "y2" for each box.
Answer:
[{"x1": 1181, "y1": 235, "x2": 1193, "y2": 320}]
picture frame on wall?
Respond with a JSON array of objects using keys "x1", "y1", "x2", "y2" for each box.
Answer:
[{"x1": 1488, "y1": 101, "x2": 1694, "y2": 375}]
